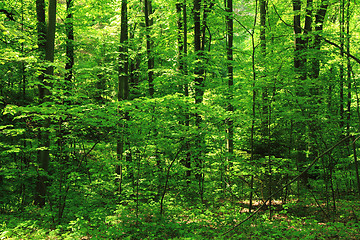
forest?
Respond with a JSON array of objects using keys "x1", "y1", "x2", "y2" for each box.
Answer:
[{"x1": 1, "y1": 0, "x2": 360, "y2": 239}]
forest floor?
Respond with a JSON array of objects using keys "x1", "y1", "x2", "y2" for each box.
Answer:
[{"x1": 1, "y1": 197, "x2": 360, "y2": 239}]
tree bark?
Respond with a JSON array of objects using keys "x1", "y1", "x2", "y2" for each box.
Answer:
[
  {"x1": 36, "y1": 0, "x2": 46, "y2": 100},
  {"x1": 177, "y1": 1, "x2": 191, "y2": 180},
  {"x1": 292, "y1": 0, "x2": 303, "y2": 72},
  {"x1": 35, "y1": 0, "x2": 57, "y2": 207},
  {"x1": 339, "y1": 0, "x2": 345, "y2": 130},
  {"x1": 193, "y1": 0, "x2": 204, "y2": 105},
  {"x1": 144, "y1": 0, "x2": 154, "y2": 97},
  {"x1": 117, "y1": 0, "x2": 129, "y2": 194},
  {"x1": 346, "y1": 0, "x2": 351, "y2": 134},
  {"x1": 226, "y1": 0, "x2": 234, "y2": 165},
  {"x1": 193, "y1": 0, "x2": 205, "y2": 200},
  {"x1": 65, "y1": 0, "x2": 74, "y2": 84}
]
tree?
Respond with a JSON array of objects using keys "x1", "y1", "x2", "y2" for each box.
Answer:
[
  {"x1": 2, "y1": 0, "x2": 360, "y2": 237},
  {"x1": 193, "y1": 0, "x2": 206, "y2": 200},
  {"x1": 116, "y1": 0, "x2": 129, "y2": 194},
  {"x1": 65, "y1": 0, "x2": 74, "y2": 84},
  {"x1": 176, "y1": 0, "x2": 191, "y2": 180},
  {"x1": 144, "y1": 0, "x2": 154, "y2": 97},
  {"x1": 34, "y1": 0, "x2": 57, "y2": 207},
  {"x1": 225, "y1": 0, "x2": 234, "y2": 166}
]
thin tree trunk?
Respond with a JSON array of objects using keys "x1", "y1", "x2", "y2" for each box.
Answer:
[
  {"x1": 352, "y1": 138, "x2": 360, "y2": 195},
  {"x1": 177, "y1": 1, "x2": 191, "y2": 180},
  {"x1": 36, "y1": 0, "x2": 46, "y2": 100},
  {"x1": 144, "y1": 0, "x2": 154, "y2": 97},
  {"x1": 194, "y1": 0, "x2": 204, "y2": 106},
  {"x1": 260, "y1": 0, "x2": 267, "y2": 137},
  {"x1": 346, "y1": 0, "x2": 351, "y2": 134},
  {"x1": 176, "y1": 2, "x2": 184, "y2": 74},
  {"x1": 65, "y1": 0, "x2": 74, "y2": 84},
  {"x1": 226, "y1": 0, "x2": 234, "y2": 167},
  {"x1": 20, "y1": 0, "x2": 26, "y2": 100},
  {"x1": 193, "y1": 0, "x2": 205, "y2": 200},
  {"x1": 259, "y1": 0, "x2": 272, "y2": 218},
  {"x1": 339, "y1": 0, "x2": 345, "y2": 130},
  {"x1": 183, "y1": 1, "x2": 191, "y2": 181}
]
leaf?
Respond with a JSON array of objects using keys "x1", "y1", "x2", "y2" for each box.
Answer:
[{"x1": 3, "y1": 105, "x2": 18, "y2": 115}]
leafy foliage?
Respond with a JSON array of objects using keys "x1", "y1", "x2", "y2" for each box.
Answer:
[{"x1": 1, "y1": 0, "x2": 360, "y2": 238}]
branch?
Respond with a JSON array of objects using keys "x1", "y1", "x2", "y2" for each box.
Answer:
[
  {"x1": 215, "y1": 5, "x2": 252, "y2": 36},
  {"x1": 0, "y1": 9, "x2": 15, "y2": 21},
  {"x1": 159, "y1": 141, "x2": 185, "y2": 215},
  {"x1": 222, "y1": 134, "x2": 354, "y2": 236},
  {"x1": 322, "y1": 38, "x2": 360, "y2": 65}
]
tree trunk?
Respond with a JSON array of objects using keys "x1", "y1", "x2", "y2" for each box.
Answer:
[
  {"x1": 292, "y1": 0, "x2": 303, "y2": 72},
  {"x1": 177, "y1": 1, "x2": 191, "y2": 180},
  {"x1": 226, "y1": 0, "x2": 234, "y2": 166},
  {"x1": 194, "y1": 0, "x2": 204, "y2": 106},
  {"x1": 193, "y1": 0, "x2": 205, "y2": 200},
  {"x1": 117, "y1": 0, "x2": 129, "y2": 194},
  {"x1": 259, "y1": 0, "x2": 272, "y2": 217},
  {"x1": 35, "y1": 0, "x2": 57, "y2": 207},
  {"x1": 144, "y1": 0, "x2": 154, "y2": 97},
  {"x1": 292, "y1": 0, "x2": 308, "y2": 194},
  {"x1": 339, "y1": 0, "x2": 345, "y2": 130},
  {"x1": 65, "y1": 0, "x2": 74, "y2": 84},
  {"x1": 346, "y1": 0, "x2": 351, "y2": 134}
]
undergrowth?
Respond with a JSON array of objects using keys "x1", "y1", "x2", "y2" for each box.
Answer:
[{"x1": 1, "y1": 198, "x2": 359, "y2": 239}]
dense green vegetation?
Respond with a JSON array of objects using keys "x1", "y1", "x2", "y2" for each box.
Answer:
[{"x1": 1, "y1": 0, "x2": 360, "y2": 238}]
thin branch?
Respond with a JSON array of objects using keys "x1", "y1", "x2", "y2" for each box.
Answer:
[
  {"x1": 160, "y1": 141, "x2": 185, "y2": 215},
  {"x1": 0, "y1": 9, "x2": 15, "y2": 21},
  {"x1": 322, "y1": 38, "x2": 360, "y2": 64},
  {"x1": 216, "y1": 5, "x2": 252, "y2": 35}
]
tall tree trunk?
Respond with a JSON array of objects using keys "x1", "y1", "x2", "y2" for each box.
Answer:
[
  {"x1": 176, "y1": 2, "x2": 184, "y2": 74},
  {"x1": 34, "y1": 0, "x2": 46, "y2": 208},
  {"x1": 20, "y1": 0, "x2": 26, "y2": 100},
  {"x1": 259, "y1": 0, "x2": 272, "y2": 217},
  {"x1": 226, "y1": 0, "x2": 234, "y2": 166},
  {"x1": 144, "y1": 0, "x2": 154, "y2": 97},
  {"x1": 339, "y1": 0, "x2": 345, "y2": 130},
  {"x1": 346, "y1": 0, "x2": 351, "y2": 134},
  {"x1": 310, "y1": 0, "x2": 327, "y2": 79},
  {"x1": 36, "y1": 0, "x2": 46, "y2": 100},
  {"x1": 260, "y1": 0, "x2": 267, "y2": 136},
  {"x1": 65, "y1": 0, "x2": 74, "y2": 84},
  {"x1": 292, "y1": 0, "x2": 328, "y2": 194},
  {"x1": 293, "y1": 0, "x2": 303, "y2": 72},
  {"x1": 117, "y1": 0, "x2": 129, "y2": 194},
  {"x1": 35, "y1": 0, "x2": 57, "y2": 207},
  {"x1": 193, "y1": 0, "x2": 205, "y2": 200},
  {"x1": 292, "y1": 0, "x2": 308, "y2": 194},
  {"x1": 194, "y1": 0, "x2": 204, "y2": 106},
  {"x1": 177, "y1": 1, "x2": 191, "y2": 180},
  {"x1": 45, "y1": 0, "x2": 56, "y2": 78}
]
